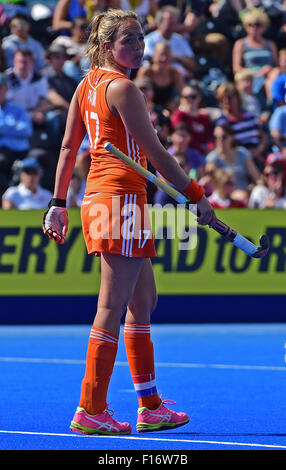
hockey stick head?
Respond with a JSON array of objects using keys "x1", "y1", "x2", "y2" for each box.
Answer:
[{"x1": 251, "y1": 234, "x2": 269, "y2": 258}]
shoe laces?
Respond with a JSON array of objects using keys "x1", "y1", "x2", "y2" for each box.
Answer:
[
  {"x1": 103, "y1": 403, "x2": 115, "y2": 418},
  {"x1": 162, "y1": 399, "x2": 176, "y2": 406}
]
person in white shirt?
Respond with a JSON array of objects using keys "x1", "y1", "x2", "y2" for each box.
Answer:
[
  {"x1": 143, "y1": 6, "x2": 196, "y2": 78},
  {"x1": 2, "y1": 157, "x2": 52, "y2": 209},
  {"x1": 248, "y1": 159, "x2": 286, "y2": 209},
  {"x1": 2, "y1": 12, "x2": 46, "y2": 71},
  {"x1": 6, "y1": 48, "x2": 49, "y2": 127}
]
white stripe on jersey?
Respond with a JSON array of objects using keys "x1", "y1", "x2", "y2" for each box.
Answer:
[
  {"x1": 121, "y1": 194, "x2": 137, "y2": 257},
  {"x1": 125, "y1": 127, "x2": 141, "y2": 165},
  {"x1": 122, "y1": 194, "x2": 129, "y2": 256},
  {"x1": 128, "y1": 194, "x2": 137, "y2": 257}
]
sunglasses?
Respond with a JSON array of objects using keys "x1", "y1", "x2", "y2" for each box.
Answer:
[
  {"x1": 263, "y1": 170, "x2": 281, "y2": 177},
  {"x1": 214, "y1": 134, "x2": 228, "y2": 141},
  {"x1": 11, "y1": 21, "x2": 28, "y2": 28},
  {"x1": 182, "y1": 94, "x2": 198, "y2": 100},
  {"x1": 247, "y1": 23, "x2": 263, "y2": 28}
]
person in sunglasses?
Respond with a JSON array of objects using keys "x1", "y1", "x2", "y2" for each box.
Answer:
[
  {"x1": 171, "y1": 82, "x2": 214, "y2": 155},
  {"x1": 2, "y1": 12, "x2": 46, "y2": 71},
  {"x1": 248, "y1": 158, "x2": 286, "y2": 209},
  {"x1": 232, "y1": 8, "x2": 278, "y2": 99}
]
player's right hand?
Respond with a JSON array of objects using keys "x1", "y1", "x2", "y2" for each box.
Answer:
[{"x1": 42, "y1": 206, "x2": 68, "y2": 244}]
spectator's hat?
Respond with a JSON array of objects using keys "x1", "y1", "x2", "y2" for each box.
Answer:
[
  {"x1": 46, "y1": 44, "x2": 67, "y2": 58},
  {"x1": 20, "y1": 157, "x2": 41, "y2": 172},
  {"x1": 265, "y1": 153, "x2": 284, "y2": 165},
  {"x1": 0, "y1": 73, "x2": 8, "y2": 87}
]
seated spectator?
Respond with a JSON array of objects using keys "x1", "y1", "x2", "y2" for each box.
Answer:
[
  {"x1": 167, "y1": 123, "x2": 205, "y2": 180},
  {"x1": 2, "y1": 12, "x2": 46, "y2": 71},
  {"x1": 133, "y1": 76, "x2": 171, "y2": 147},
  {"x1": 206, "y1": 123, "x2": 261, "y2": 191},
  {"x1": 208, "y1": 168, "x2": 247, "y2": 208},
  {"x1": 248, "y1": 160, "x2": 286, "y2": 209},
  {"x1": 143, "y1": 6, "x2": 196, "y2": 78},
  {"x1": 215, "y1": 82, "x2": 265, "y2": 153},
  {"x1": 110, "y1": 0, "x2": 158, "y2": 32},
  {"x1": 269, "y1": 103, "x2": 286, "y2": 150},
  {"x1": 264, "y1": 151, "x2": 286, "y2": 182},
  {"x1": 234, "y1": 69, "x2": 262, "y2": 118},
  {"x1": 0, "y1": 72, "x2": 33, "y2": 195},
  {"x1": 42, "y1": 44, "x2": 78, "y2": 133},
  {"x1": 136, "y1": 42, "x2": 184, "y2": 111},
  {"x1": 174, "y1": 0, "x2": 208, "y2": 36},
  {"x1": 198, "y1": 161, "x2": 217, "y2": 197},
  {"x1": 267, "y1": 48, "x2": 286, "y2": 109},
  {"x1": 52, "y1": 0, "x2": 97, "y2": 34},
  {"x1": 5, "y1": 49, "x2": 50, "y2": 128},
  {"x1": 1, "y1": 157, "x2": 52, "y2": 209},
  {"x1": 171, "y1": 82, "x2": 214, "y2": 155},
  {"x1": 50, "y1": 15, "x2": 90, "y2": 83},
  {"x1": 232, "y1": 8, "x2": 278, "y2": 99}
]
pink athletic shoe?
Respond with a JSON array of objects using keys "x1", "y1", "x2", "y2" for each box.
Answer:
[
  {"x1": 70, "y1": 406, "x2": 131, "y2": 435},
  {"x1": 137, "y1": 399, "x2": 190, "y2": 432}
]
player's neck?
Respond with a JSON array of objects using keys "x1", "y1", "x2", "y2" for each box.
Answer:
[{"x1": 101, "y1": 61, "x2": 130, "y2": 78}]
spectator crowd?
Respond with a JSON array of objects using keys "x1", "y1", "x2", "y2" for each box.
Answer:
[{"x1": 1, "y1": 0, "x2": 286, "y2": 210}]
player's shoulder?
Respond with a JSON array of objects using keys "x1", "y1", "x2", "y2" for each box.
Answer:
[{"x1": 108, "y1": 76, "x2": 141, "y2": 96}]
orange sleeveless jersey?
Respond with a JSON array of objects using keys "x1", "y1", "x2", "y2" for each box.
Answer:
[{"x1": 78, "y1": 67, "x2": 148, "y2": 195}]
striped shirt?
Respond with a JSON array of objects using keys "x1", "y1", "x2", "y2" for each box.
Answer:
[{"x1": 215, "y1": 111, "x2": 260, "y2": 148}]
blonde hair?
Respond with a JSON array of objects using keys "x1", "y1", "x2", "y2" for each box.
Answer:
[
  {"x1": 234, "y1": 68, "x2": 254, "y2": 82},
  {"x1": 86, "y1": 9, "x2": 139, "y2": 68},
  {"x1": 242, "y1": 8, "x2": 270, "y2": 31},
  {"x1": 213, "y1": 168, "x2": 235, "y2": 188}
]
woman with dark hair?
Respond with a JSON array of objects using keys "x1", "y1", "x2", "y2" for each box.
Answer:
[{"x1": 171, "y1": 82, "x2": 214, "y2": 155}]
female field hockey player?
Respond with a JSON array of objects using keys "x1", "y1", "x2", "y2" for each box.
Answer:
[{"x1": 43, "y1": 9, "x2": 217, "y2": 435}]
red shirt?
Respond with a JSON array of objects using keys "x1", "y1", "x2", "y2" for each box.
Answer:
[{"x1": 171, "y1": 109, "x2": 214, "y2": 154}]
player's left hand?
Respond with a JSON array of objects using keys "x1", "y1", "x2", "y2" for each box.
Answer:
[
  {"x1": 43, "y1": 206, "x2": 68, "y2": 244},
  {"x1": 196, "y1": 195, "x2": 217, "y2": 227}
]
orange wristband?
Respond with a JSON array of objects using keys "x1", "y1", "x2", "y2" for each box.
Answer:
[{"x1": 183, "y1": 179, "x2": 205, "y2": 203}]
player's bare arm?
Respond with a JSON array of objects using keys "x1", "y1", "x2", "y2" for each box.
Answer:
[{"x1": 53, "y1": 85, "x2": 86, "y2": 200}]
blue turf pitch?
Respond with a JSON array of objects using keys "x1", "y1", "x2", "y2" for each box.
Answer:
[{"x1": 0, "y1": 323, "x2": 286, "y2": 451}]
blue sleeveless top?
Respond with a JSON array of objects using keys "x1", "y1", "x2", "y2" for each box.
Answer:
[
  {"x1": 242, "y1": 39, "x2": 274, "y2": 71},
  {"x1": 68, "y1": 0, "x2": 86, "y2": 21}
]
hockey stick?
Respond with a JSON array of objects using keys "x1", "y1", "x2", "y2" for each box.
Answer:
[{"x1": 104, "y1": 142, "x2": 269, "y2": 258}]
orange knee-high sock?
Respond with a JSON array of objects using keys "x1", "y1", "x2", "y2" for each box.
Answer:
[
  {"x1": 79, "y1": 326, "x2": 118, "y2": 415},
  {"x1": 124, "y1": 322, "x2": 161, "y2": 410}
]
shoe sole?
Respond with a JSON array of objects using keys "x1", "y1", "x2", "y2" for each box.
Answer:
[
  {"x1": 136, "y1": 417, "x2": 190, "y2": 433},
  {"x1": 70, "y1": 421, "x2": 131, "y2": 436}
]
